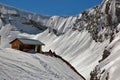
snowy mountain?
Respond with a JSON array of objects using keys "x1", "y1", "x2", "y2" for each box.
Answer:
[{"x1": 0, "y1": 0, "x2": 120, "y2": 80}]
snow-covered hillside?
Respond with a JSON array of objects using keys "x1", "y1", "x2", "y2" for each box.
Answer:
[
  {"x1": 0, "y1": 0, "x2": 120, "y2": 80},
  {"x1": 0, "y1": 48, "x2": 84, "y2": 80}
]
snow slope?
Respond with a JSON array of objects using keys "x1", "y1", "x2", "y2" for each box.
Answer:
[
  {"x1": 97, "y1": 24, "x2": 120, "y2": 80},
  {"x1": 0, "y1": 48, "x2": 84, "y2": 80},
  {"x1": 35, "y1": 27, "x2": 109, "y2": 79}
]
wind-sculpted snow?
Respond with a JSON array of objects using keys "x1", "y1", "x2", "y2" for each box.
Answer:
[
  {"x1": 35, "y1": 29, "x2": 109, "y2": 79},
  {"x1": 97, "y1": 24, "x2": 120, "y2": 80},
  {"x1": 0, "y1": 48, "x2": 84, "y2": 80}
]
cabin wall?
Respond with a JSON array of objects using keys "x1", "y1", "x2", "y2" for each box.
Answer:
[
  {"x1": 23, "y1": 45, "x2": 35, "y2": 52},
  {"x1": 11, "y1": 40, "x2": 22, "y2": 50}
]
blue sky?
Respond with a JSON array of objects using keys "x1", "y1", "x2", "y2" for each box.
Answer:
[{"x1": 0, "y1": 0, "x2": 103, "y2": 16}]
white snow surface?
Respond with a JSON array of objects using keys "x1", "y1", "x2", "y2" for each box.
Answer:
[
  {"x1": 0, "y1": 48, "x2": 84, "y2": 80},
  {"x1": 35, "y1": 29, "x2": 109, "y2": 79},
  {"x1": 97, "y1": 24, "x2": 120, "y2": 80}
]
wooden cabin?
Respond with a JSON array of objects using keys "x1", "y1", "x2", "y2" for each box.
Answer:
[{"x1": 10, "y1": 38, "x2": 44, "y2": 53}]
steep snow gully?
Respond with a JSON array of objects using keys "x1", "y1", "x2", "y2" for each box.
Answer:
[{"x1": 0, "y1": 0, "x2": 120, "y2": 80}]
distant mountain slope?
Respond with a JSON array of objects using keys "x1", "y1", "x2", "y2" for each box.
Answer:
[
  {"x1": 0, "y1": 3, "x2": 78, "y2": 35},
  {"x1": 0, "y1": 4, "x2": 50, "y2": 34}
]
